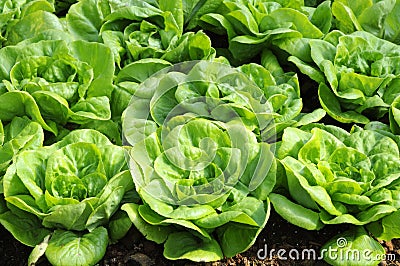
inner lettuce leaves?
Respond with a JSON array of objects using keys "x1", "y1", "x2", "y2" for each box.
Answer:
[
  {"x1": 0, "y1": 39, "x2": 115, "y2": 135},
  {"x1": 238, "y1": 54, "x2": 326, "y2": 140},
  {"x1": 0, "y1": 129, "x2": 138, "y2": 266}
]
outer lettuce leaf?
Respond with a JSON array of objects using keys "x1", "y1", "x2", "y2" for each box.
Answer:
[
  {"x1": 270, "y1": 193, "x2": 323, "y2": 230},
  {"x1": 367, "y1": 209, "x2": 400, "y2": 241},
  {"x1": 45, "y1": 227, "x2": 108, "y2": 266},
  {"x1": 163, "y1": 231, "x2": 224, "y2": 262},
  {"x1": 0, "y1": 117, "x2": 44, "y2": 176},
  {"x1": 123, "y1": 198, "x2": 271, "y2": 262},
  {"x1": 0, "y1": 205, "x2": 51, "y2": 247},
  {"x1": 6, "y1": 10, "x2": 64, "y2": 46},
  {"x1": 108, "y1": 210, "x2": 133, "y2": 243},
  {"x1": 322, "y1": 227, "x2": 386, "y2": 266},
  {"x1": 66, "y1": 0, "x2": 113, "y2": 42},
  {"x1": 182, "y1": 0, "x2": 223, "y2": 30}
]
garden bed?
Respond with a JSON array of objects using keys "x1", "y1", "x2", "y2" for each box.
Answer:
[{"x1": 2, "y1": 1, "x2": 400, "y2": 266}]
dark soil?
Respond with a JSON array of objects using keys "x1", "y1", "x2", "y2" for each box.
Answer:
[{"x1": 1, "y1": 210, "x2": 399, "y2": 266}]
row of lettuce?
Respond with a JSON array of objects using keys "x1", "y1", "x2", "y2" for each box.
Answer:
[{"x1": 0, "y1": 0, "x2": 400, "y2": 265}]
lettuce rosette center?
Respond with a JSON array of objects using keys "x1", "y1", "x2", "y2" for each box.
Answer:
[
  {"x1": 10, "y1": 55, "x2": 93, "y2": 103},
  {"x1": 44, "y1": 142, "x2": 108, "y2": 203},
  {"x1": 134, "y1": 115, "x2": 248, "y2": 205}
]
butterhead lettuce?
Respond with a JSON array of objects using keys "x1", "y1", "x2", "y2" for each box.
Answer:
[
  {"x1": 199, "y1": 0, "x2": 330, "y2": 63},
  {"x1": 275, "y1": 122, "x2": 400, "y2": 227},
  {"x1": 0, "y1": 129, "x2": 136, "y2": 266},
  {"x1": 286, "y1": 30, "x2": 400, "y2": 132},
  {"x1": 270, "y1": 123, "x2": 400, "y2": 265},
  {"x1": 122, "y1": 61, "x2": 277, "y2": 261},
  {"x1": 272, "y1": 122, "x2": 400, "y2": 264},
  {"x1": 67, "y1": 0, "x2": 215, "y2": 68},
  {"x1": 0, "y1": 39, "x2": 114, "y2": 135}
]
